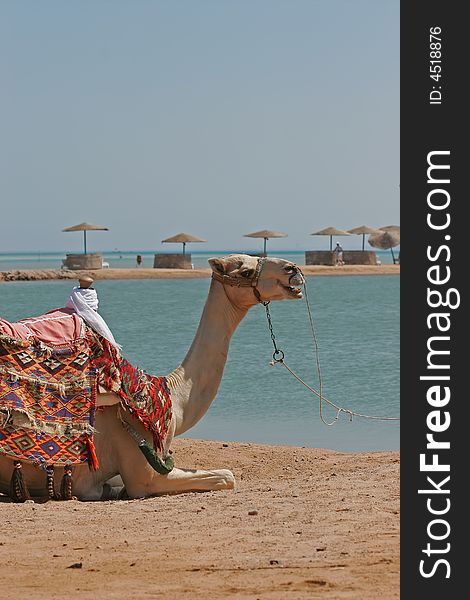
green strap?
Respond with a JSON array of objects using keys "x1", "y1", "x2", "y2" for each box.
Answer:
[
  {"x1": 122, "y1": 420, "x2": 174, "y2": 475},
  {"x1": 138, "y1": 441, "x2": 174, "y2": 475}
]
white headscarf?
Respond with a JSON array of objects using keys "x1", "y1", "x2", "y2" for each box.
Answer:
[{"x1": 66, "y1": 287, "x2": 121, "y2": 349}]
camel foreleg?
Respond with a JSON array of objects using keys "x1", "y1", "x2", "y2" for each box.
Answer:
[
  {"x1": 106, "y1": 407, "x2": 236, "y2": 498},
  {"x1": 122, "y1": 466, "x2": 236, "y2": 498}
]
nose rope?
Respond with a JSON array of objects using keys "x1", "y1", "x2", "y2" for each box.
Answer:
[{"x1": 262, "y1": 266, "x2": 400, "y2": 425}]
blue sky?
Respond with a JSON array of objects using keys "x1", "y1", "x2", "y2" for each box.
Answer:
[{"x1": 0, "y1": 0, "x2": 399, "y2": 252}]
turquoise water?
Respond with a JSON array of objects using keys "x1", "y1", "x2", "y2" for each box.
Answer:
[
  {"x1": 0, "y1": 249, "x2": 396, "y2": 270},
  {"x1": 0, "y1": 276, "x2": 399, "y2": 452}
]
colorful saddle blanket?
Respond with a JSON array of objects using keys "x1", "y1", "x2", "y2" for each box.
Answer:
[{"x1": 0, "y1": 310, "x2": 172, "y2": 470}]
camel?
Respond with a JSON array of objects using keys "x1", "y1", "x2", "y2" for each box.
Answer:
[{"x1": 0, "y1": 254, "x2": 304, "y2": 501}]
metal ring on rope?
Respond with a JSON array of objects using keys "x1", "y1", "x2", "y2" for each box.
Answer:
[{"x1": 272, "y1": 349, "x2": 285, "y2": 363}]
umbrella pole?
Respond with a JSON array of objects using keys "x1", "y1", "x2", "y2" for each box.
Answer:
[
  {"x1": 390, "y1": 247, "x2": 395, "y2": 263},
  {"x1": 84, "y1": 231, "x2": 87, "y2": 254},
  {"x1": 329, "y1": 236, "x2": 332, "y2": 251},
  {"x1": 362, "y1": 234, "x2": 365, "y2": 251},
  {"x1": 182, "y1": 242, "x2": 186, "y2": 256},
  {"x1": 263, "y1": 238, "x2": 267, "y2": 255}
]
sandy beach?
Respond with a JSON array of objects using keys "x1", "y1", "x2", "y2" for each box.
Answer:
[
  {"x1": 0, "y1": 438, "x2": 399, "y2": 599},
  {"x1": 0, "y1": 264, "x2": 400, "y2": 282}
]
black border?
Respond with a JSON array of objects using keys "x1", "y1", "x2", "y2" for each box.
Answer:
[{"x1": 401, "y1": 2, "x2": 466, "y2": 595}]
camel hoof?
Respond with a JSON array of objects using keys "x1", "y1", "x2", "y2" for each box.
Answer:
[{"x1": 218, "y1": 469, "x2": 236, "y2": 490}]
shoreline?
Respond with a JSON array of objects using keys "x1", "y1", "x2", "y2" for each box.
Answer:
[
  {"x1": 0, "y1": 438, "x2": 399, "y2": 599},
  {"x1": 1, "y1": 264, "x2": 400, "y2": 282}
]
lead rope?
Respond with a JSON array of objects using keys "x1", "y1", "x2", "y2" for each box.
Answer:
[{"x1": 262, "y1": 269, "x2": 400, "y2": 425}]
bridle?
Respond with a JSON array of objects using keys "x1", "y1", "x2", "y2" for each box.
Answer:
[{"x1": 211, "y1": 256, "x2": 269, "y2": 303}]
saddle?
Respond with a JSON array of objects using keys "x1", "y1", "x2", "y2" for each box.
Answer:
[{"x1": 0, "y1": 309, "x2": 172, "y2": 501}]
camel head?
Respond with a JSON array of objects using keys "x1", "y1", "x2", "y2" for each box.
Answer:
[{"x1": 208, "y1": 254, "x2": 304, "y2": 308}]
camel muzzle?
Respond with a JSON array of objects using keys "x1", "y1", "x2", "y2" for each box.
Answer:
[{"x1": 289, "y1": 272, "x2": 304, "y2": 287}]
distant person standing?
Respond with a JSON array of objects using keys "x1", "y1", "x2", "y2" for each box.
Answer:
[
  {"x1": 333, "y1": 242, "x2": 344, "y2": 266},
  {"x1": 136, "y1": 254, "x2": 142, "y2": 267}
]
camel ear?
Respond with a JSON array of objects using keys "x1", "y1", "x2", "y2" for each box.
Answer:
[{"x1": 208, "y1": 257, "x2": 227, "y2": 274}]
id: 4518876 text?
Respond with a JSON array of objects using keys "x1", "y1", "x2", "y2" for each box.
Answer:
[{"x1": 429, "y1": 26, "x2": 442, "y2": 105}]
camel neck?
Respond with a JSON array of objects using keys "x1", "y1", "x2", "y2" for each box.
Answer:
[{"x1": 169, "y1": 279, "x2": 248, "y2": 434}]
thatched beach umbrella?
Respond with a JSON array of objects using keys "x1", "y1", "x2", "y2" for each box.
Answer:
[
  {"x1": 347, "y1": 225, "x2": 383, "y2": 251},
  {"x1": 379, "y1": 225, "x2": 400, "y2": 233},
  {"x1": 243, "y1": 229, "x2": 288, "y2": 255},
  {"x1": 62, "y1": 222, "x2": 109, "y2": 254},
  {"x1": 368, "y1": 227, "x2": 400, "y2": 263},
  {"x1": 311, "y1": 227, "x2": 351, "y2": 251},
  {"x1": 161, "y1": 232, "x2": 207, "y2": 256}
]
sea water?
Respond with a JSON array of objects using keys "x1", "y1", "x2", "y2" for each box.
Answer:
[
  {"x1": 0, "y1": 275, "x2": 399, "y2": 452},
  {"x1": 0, "y1": 249, "x2": 396, "y2": 270}
]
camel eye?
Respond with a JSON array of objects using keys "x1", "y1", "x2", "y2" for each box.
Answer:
[
  {"x1": 240, "y1": 268, "x2": 254, "y2": 278},
  {"x1": 284, "y1": 265, "x2": 295, "y2": 273}
]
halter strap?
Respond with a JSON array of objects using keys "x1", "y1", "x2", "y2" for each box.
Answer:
[{"x1": 211, "y1": 257, "x2": 268, "y2": 303}]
